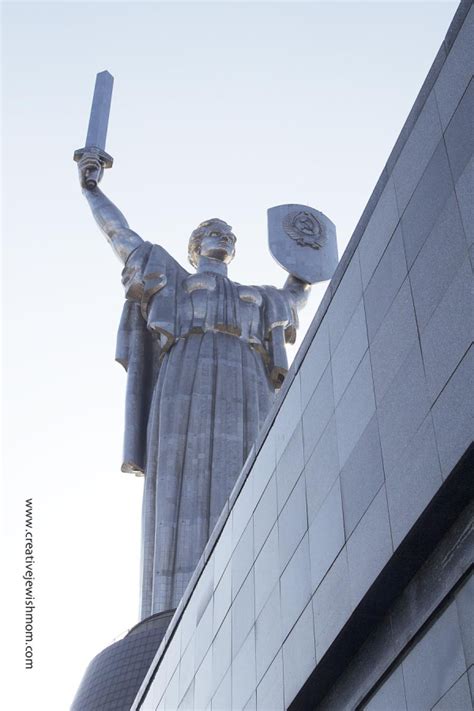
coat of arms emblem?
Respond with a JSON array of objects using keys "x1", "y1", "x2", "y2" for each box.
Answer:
[
  {"x1": 268, "y1": 204, "x2": 338, "y2": 284},
  {"x1": 283, "y1": 210, "x2": 325, "y2": 249}
]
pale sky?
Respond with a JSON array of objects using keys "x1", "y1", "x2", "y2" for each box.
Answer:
[{"x1": 2, "y1": 2, "x2": 458, "y2": 709}]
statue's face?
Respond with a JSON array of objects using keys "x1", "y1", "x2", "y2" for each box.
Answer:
[{"x1": 198, "y1": 221, "x2": 236, "y2": 264}]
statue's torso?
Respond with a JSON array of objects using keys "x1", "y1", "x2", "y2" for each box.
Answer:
[{"x1": 166, "y1": 271, "x2": 265, "y2": 344}]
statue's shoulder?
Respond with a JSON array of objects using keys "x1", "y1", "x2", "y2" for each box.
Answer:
[
  {"x1": 126, "y1": 242, "x2": 189, "y2": 278},
  {"x1": 122, "y1": 242, "x2": 189, "y2": 301},
  {"x1": 231, "y1": 281, "x2": 292, "y2": 309},
  {"x1": 236, "y1": 283, "x2": 264, "y2": 306},
  {"x1": 150, "y1": 244, "x2": 190, "y2": 279}
]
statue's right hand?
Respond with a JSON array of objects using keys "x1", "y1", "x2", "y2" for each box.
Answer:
[{"x1": 78, "y1": 150, "x2": 104, "y2": 190}]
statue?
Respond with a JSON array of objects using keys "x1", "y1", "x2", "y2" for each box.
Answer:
[{"x1": 75, "y1": 73, "x2": 337, "y2": 620}]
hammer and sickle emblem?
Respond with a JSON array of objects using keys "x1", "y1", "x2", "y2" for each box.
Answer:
[{"x1": 283, "y1": 210, "x2": 324, "y2": 249}]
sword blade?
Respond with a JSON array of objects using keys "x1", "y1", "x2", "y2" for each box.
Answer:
[{"x1": 85, "y1": 70, "x2": 114, "y2": 150}]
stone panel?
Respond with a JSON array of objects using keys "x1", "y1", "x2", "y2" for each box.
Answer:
[
  {"x1": 276, "y1": 422, "x2": 304, "y2": 512},
  {"x1": 177, "y1": 680, "x2": 194, "y2": 709},
  {"x1": 256, "y1": 652, "x2": 284, "y2": 711},
  {"x1": 282, "y1": 602, "x2": 316, "y2": 708},
  {"x1": 455, "y1": 156, "x2": 474, "y2": 245},
  {"x1": 308, "y1": 478, "x2": 345, "y2": 593},
  {"x1": 364, "y1": 226, "x2": 408, "y2": 342},
  {"x1": 331, "y1": 298, "x2": 368, "y2": 405},
  {"x1": 178, "y1": 636, "x2": 195, "y2": 704},
  {"x1": 340, "y1": 414, "x2": 385, "y2": 538},
  {"x1": 346, "y1": 486, "x2": 393, "y2": 608},
  {"x1": 213, "y1": 562, "x2": 231, "y2": 636},
  {"x1": 278, "y1": 474, "x2": 307, "y2": 572},
  {"x1": 212, "y1": 666, "x2": 231, "y2": 711},
  {"x1": 280, "y1": 533, "x2": 311, "y2": 640},
  {"x1": 255, "y1": 583, "x2": 282, "y2": 683},
  {"x1": 445, "y1": 78, "x2": 474, "y2": 182},
  {"x1": 434, "y1": 6, "x2": 474, "y2": 129},
  {"x1": 212, "y1": 611, "x2": 231, "y2": 694},
  {"x1": 232, "y1": 518, "x2": 254, "y2": 598},
  {"x1": 299, "y1": 321, "x2": 330, "y2": 411},
  {"x1": 165, "y1": 667, "x2": 179, "y2": 710},
  {"x1": 231, "y1": 570, "x2": 255, "y2": 658},
  {"x1": 377, "y1": 342, "x2": 430, "y2": 476},
  {"x1": 302, "y1": 363, "x2": 334, "y2": 462},
  {"x1": 455, "y1": 573, "x2": 474, "y2": 668},
  {"x1": 165, "y1": 631, "x2": 182, "y2": 688},
  {"x1": 232, "y1": 469, "x2": 255, "y2": 551},
  {"x1": 195, "y1": 596, "x2": 214, "y2": 671},
  {"x1": 327, "y1": 255, "x2": 363, "y2": 350},
  {"x1": 305, "y1": 417, "x2": 340, "y2": 526},
  {"x1": 409, "y1": 193, "x2": 468, "y2": 331},
  {"x1": 369, "y1": 277, "x2": 418, "y2": 404},
  {"x1": 312, "y1": 548, "x2": 352, "y2": 660},
  {"x1": 364, "y1": 667, "x2": 407, "y2": 711},
  {"x1": 401, "y1": 139, "x2": 454, "y2": 267},
  {"x1": 402, "y1": 601, "x2": 466, "y2": 710},
  {"x1": 468, "y1": 667, "x2": 474, "y2": 705},
  {"x1": 252, "y1": 431, "x2": 277, "y2": 505},
  {"x1": 315, "y1": 618, "x2": 397, "y2": 711},
  {"x1": 213, "y1": 517, "x2": 232, "y2": 588},
  {"x1": 358, "y1": 178, "x2": 400, "y2": 288},
  {"x1": 232, "y1": 629, "x2": 256, "y2": 711},
  {"x1": 392, "y1": 90, "x2": 443, "y2": 214},
  {"x1": 194, "y1": 647, "x2": 213, "y2": 711},
  {"x1": 432, "y1": 346, "x2": 473, "y2": 477},
  {"x1": 243, "y1": 692, "x2": 256, "y2": 711},
  {"x1": 432, "y1": 673, "x2": 473, "y2": 711},
  {"x1": 253, "y1": 473, "x2": 277, "y2": 556},
  {"x1": 420, "y1": 257, "x2": 472, "y2": 402},
  {"x1": 385, "y1": 415, "x2": 442, "y2": 548},
  {"x1": 273, "y1": 374, "x2": 302, "y2": 460},
  {"x1": 335, "y1": 352, "x2": 376, "y2": 467},
  {"x1": 254, "y1": 523, "x2": 279, "y2": 617},
  {"x1": 179, "y1": 600, "x2": 196, "y2": 668}
]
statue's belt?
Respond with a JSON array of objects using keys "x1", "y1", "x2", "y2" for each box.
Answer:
[{"x1": 171, "y1": 326, "x2": 269, "y2": 360}]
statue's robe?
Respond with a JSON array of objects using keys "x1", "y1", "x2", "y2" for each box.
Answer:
[{"x1": 116, "y1": 242, "x2": 299, "y2": 618}]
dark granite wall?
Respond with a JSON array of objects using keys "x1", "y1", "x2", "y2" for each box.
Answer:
[{"x1": 129, "y1": 3, "x2": 474, "y2": 709}]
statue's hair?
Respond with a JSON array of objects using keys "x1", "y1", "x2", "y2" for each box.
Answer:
[{"x1": 188, "y1": 218, "x2": 236, "y2": 267}]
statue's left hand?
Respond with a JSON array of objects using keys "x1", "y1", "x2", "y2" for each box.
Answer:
[
  {"x1": 284, "y1": 274, "x2": 311, "y2": 309},
  {"x1": 77, "y1": 150, "x2": 105, "y2": 190}
]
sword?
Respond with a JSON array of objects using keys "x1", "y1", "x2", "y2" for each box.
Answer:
[{"x1": 74, "y1": 70, "x2": 114, "y2": 189}]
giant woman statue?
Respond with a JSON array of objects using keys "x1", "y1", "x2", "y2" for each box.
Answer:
[{"x1": 77, "y1": 147, "x2": 337, "y2": 620}]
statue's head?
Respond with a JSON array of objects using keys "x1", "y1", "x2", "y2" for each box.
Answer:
[{"x1": 188, "y1": 218, "x2": 236, "y2": 268}]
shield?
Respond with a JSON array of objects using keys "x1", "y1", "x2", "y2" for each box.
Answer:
[{"x1": 267, "y1": 204, "x2": 338, "y2": 284}]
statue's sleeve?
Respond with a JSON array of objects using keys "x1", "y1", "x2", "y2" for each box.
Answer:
[
  {"x1": 116, "y1": 242, "x2": 188, "y2": 473},
  {"x1": 259, "y1": 286, "x2": 299, "y2": 388},
  {"x1": 116, "y1": 300, "x2": 160, "y2": 474}
]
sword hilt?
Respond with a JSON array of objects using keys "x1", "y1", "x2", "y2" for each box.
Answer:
[{"x1": 73, "y1": 146, "x2": 114, "y2": 189}]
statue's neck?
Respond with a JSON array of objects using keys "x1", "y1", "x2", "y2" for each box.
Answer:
[{"x1": 197, "y1": 257, "x2": 228, "y2": 277}]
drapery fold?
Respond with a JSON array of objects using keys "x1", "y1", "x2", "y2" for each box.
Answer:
[{"x1": 115, "y1": 242, "x2": 299, "y2": 618}]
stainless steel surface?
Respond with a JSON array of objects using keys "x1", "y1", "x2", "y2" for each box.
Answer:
[
  {"x1": 268, "y1": 204, "x2": 338, "y2": 285},
  {"x1": 74, "y1": 71, "x2": 114, "y2": 189},
  {"x1": 85, "y1": 70, "x2": 114, "y2": 150},
  {"x1": 77, "y1": 96, "x2": 330, "y2": 620}
]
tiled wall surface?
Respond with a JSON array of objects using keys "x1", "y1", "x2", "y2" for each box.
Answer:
[
  {"x1": 72, "y1": 611, "x2": 174, "y2": 711},
  {"x1": 365, "y1": 583, "x2": 472, "y2": 711},
  {"x1": 134, "y1": 5, "x2": 473, "y2": 710},
  {"x1": 317, "y1": 501, "x2": 473, "y2": 710}
]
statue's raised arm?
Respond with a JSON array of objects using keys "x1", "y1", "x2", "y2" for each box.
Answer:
[
  {"x1": 74, "y1": 72, "x2": 339, "y2": 624},
  {"x1": 74, "y1": 70, "x2": 143, "y2": 264},
  {"x1": 77, "y1": 152, "x2": 143, "y2": 264}
]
